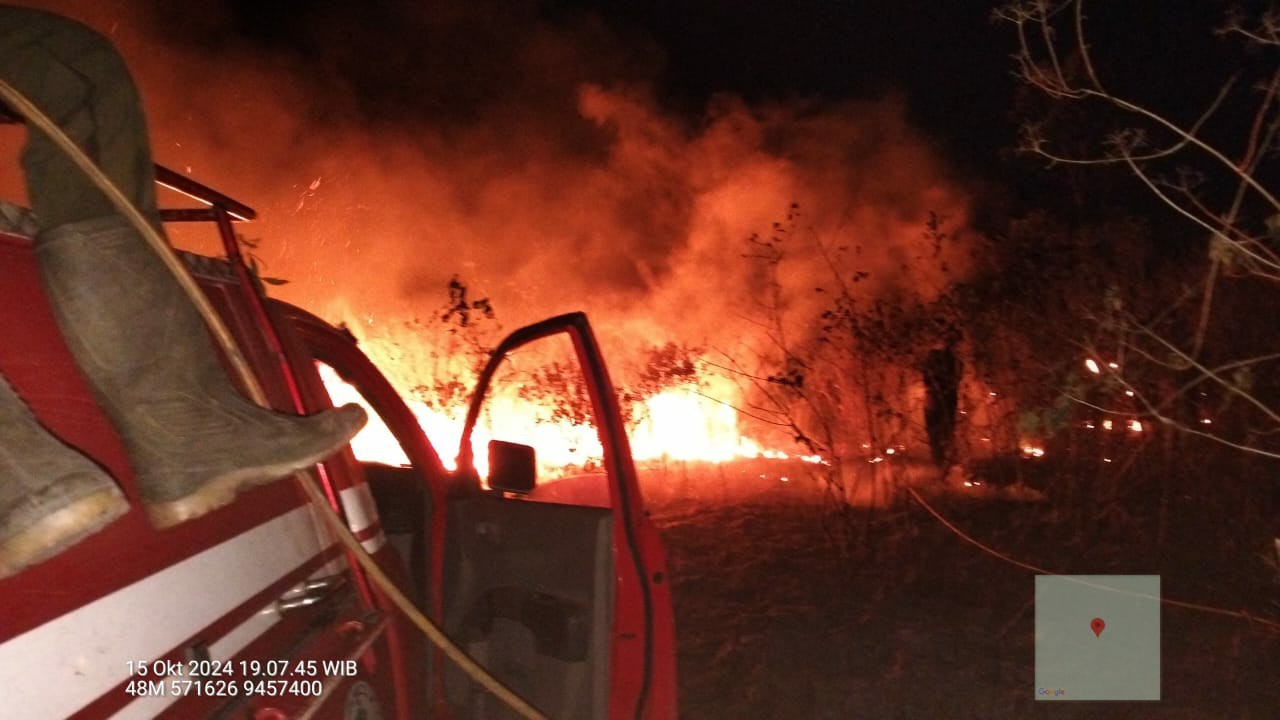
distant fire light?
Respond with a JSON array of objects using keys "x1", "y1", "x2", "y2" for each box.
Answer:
[{"x1": 1085, "y1": 358, "x2": 1100, "y2": 374}]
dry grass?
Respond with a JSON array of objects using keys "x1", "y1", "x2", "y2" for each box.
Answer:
[{"x1": 641, "y1": 460, "x2": 1280, "y2": 719}]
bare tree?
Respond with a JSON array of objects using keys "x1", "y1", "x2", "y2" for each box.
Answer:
[
  {"x1": 997, "y1": 1, "x2": 1280, "y2": 458},
  {"x1": 993, "y1": 2, "x2": 1280, "y2": 565}
]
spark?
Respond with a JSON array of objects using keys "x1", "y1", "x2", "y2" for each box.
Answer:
[{"x1": 1085, "y1": 358, "x2": 1100, "y2": 374}]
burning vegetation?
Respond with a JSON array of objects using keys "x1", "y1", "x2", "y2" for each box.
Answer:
[{"x1": 1, "y1": 1, "x2": 1277, "y2": 716}]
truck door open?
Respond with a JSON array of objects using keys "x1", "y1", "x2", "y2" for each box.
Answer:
[
  {"x1": 446, "y1": 312, "x2": 675, "y2": 720},
  {"x1": 288, "y1": 306, "x2": 675, "y2": 719}
]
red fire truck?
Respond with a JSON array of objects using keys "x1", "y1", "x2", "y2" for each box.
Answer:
[{"x1": 0, "y1": 167, "x2": 677, "y2": 719}]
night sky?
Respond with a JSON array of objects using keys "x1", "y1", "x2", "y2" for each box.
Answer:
[
  {"x1": 2, "y1": 0, "x2": 1267, "y2": 330},
  {"x1": 142, "y1": 1, "x2": 1256, "y2": 183},
  {"x1": 149, "y1": 1, "x2": 1020, "y2": 171}
]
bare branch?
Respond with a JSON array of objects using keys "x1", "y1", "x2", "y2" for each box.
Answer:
[
  {"x1": 1005, "y1": 0, "x2": 1280, "y2": 212},
  {"x1": 1217, "y1": 7, "x2": 1280, "y2": 47},
  {"x1": 1158, "y1": 352, "x2": 1280, "y2": 412},
  {"x1": 1133, "y1": 394, "x2": 1280, "y2": 461},
  {"x1": 1121, "y1": 152, "x2": 1280, "y2": 273},
  {"x1": 1130, "y1": 319, "x2": 1280, "y2": 426},
  {"x1": 1074, "y1": 0, "x2": 1102, "y2": 90},
  {"x1": 1189, "y1": 257, "x2": 1220, "y2": 361}
]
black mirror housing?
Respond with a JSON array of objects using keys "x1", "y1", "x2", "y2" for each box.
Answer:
[{"x1": 488, "y1": 440, "x2": 536, "y2": 493}]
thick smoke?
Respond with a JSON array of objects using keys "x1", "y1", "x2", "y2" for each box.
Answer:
[{"x1": 0, "y1": 0, "x2": 972, "y2": 387}]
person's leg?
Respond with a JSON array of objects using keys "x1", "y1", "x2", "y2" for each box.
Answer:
[
  {"x1": 37, "y1": 216, "x2": 367, "y2": 528},
  {"x1": 0, "y1": 10, "x2": 137, "y2": 579},
  {"x1": 924, "y1": 395, "x2": 945, "y2": 467},
  {"x1": 0, "y1": 6, "x2": 156, "y2": 228},
  {"x1": 939, "y1": 392, "x2": 959, "y2": 469},
  {"x1": 0, "y1": 373, "x2": 127, "y2": 579},
  {"x1": 0, "y1": 8, "x2": 365, "y2": 551}
]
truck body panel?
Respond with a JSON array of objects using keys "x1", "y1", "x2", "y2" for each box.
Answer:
[{"x1": 0, "y1": 170, "x2": 676, "y2": 718}]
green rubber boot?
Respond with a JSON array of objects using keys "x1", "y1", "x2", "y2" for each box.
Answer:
[
  {"x1": 0, "y1": 374, "x2": 128, "y2": 579},
  {"x1": 35, "y1": 215, "x2": 366, "y2": 529}
]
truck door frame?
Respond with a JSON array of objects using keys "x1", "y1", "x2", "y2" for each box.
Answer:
[{"x1": 458, "y1": 311, "x2": 671, "y2": 719}]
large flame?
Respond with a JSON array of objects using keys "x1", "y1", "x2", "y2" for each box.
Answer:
[
  {"x1": 0, "y1": 2, "x2": 978, "y2": 490},
  {"x1": 628, "y1": 382, "x2": 764, "y2": 463},
  {"x1": 317, "y1": 362, "x2": 820, "y2": 477},
  {"x1": 318, "y1": 363, "x2": 461, "y2": 469}
]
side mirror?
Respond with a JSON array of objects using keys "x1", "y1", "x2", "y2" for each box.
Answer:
[{"x1": 488, "y1": 440, "x2": 536, "y2": 494}]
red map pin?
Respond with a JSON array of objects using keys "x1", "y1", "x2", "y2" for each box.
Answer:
[{"x1": 1090, "y1": 617, "x2": 1106, "y2": 637}]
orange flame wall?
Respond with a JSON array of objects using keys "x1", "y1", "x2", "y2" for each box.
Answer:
[{"x1": 0, "y1": 1, "x2": 976, "y2": 464}]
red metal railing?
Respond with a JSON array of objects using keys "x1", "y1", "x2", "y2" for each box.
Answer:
[
  {"x1": 153, "y1": 164, "x2": 350, "y2": 540},
  {"x1": 153, "y1": 163, "x2": 380, "y2": 608}
]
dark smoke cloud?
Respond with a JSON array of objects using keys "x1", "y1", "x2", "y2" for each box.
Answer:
[
  {"x1": 0, "y1": 0, "x2": 973, "y2": 370},
  {"x1": 143, "y1": 1, "x2": 660, "y2": 135}
]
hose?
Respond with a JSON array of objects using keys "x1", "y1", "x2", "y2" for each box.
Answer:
[{"x1": 0, "y1": 77, "x2": 549, "y2": 720}]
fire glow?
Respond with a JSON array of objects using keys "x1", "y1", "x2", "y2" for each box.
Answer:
[
  {"x1": 318, "y1": 364, "x2": 819, "y2": 476},
  {"x1": 6, "y1": 0, "x2": 985, "y2": 502}
]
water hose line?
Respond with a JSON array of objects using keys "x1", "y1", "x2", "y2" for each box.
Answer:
[{"x1": 0, "y1": 78, "x2": 549, "y2": 720}]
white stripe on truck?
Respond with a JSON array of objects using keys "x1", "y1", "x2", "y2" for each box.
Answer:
[
  {"x1": 107, "y1": 557, "x2": 346, "y2": 720},
  {"x1": 339, "y1": 483, "x2": 386, "y2": 554},
  {"x1": 0, "y1": 505, "x2": 335, "y2": 720}
]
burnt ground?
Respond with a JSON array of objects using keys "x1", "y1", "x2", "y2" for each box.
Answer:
[{"x1": 640, "y1": 461, "x2": 1280, "y2": 720}]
